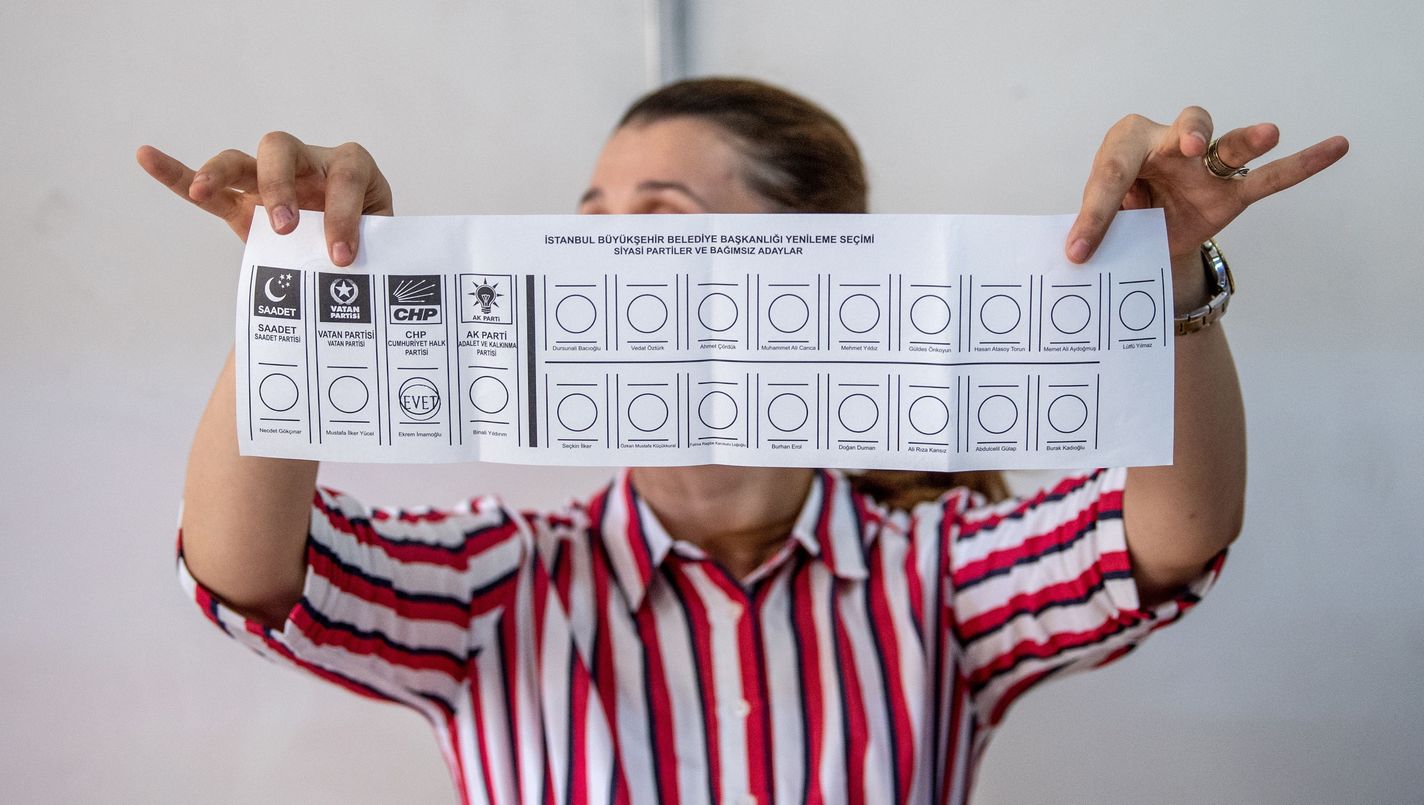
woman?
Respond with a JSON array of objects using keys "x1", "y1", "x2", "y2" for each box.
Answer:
[{"x1": 138, "y1": 78, "x2": 1346, "y2": 804}]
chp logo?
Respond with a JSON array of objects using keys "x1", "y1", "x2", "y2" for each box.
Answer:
[
  {"x1": 318, "y1": 272, "x2": 372, "y2": 323},
  {"x1": 387, "y1": 275, "x2": 443, "y2": 324},
  {"x1": 459, "y1": 274, "x2": 514, "y2": 325},
  {"x1": 253, "y1": 266, "x2": 302, "y2": 319},
  {"x1": 397, "y1": 377, "x2": 442, "y2": 421}
]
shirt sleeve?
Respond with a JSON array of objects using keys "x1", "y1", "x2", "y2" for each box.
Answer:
[
  {"x1": 928, "y1": 467, "x2": 1224, "y2": 728},
  {"x1": 177, "y1": 486, "x2": 530, "y2": 720}
]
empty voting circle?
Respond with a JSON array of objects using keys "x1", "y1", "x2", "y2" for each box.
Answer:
[
  {"x1": 837, "y1": 393, "x2": 880, "y2": 433},
  {"x1": 626, "y1": 294, "x2": 668, "y2": 334},
  {"x1": 698, "y1": 292, "x2": 739, "y2": 332},
  {"x1": 259, "y1": 373, "x2": 300, "y2": 412},
  {"x1": 908, "y1": 395, "x2": 950, "y2": 436},
  {"x1": 977, "y1": 394, "x2": 1018, "y2": 434},
  {"x1": 469, "y1": 375, "x2": 510, "y2": 414},
  {"x1": 979, "y1": 294, "x2": 1021, "y2": 335},
  {"x1": 627, "y1": 393, "x2": 669, "y2": 432},
  {"x1": 1050, "y1": 294, "x2": 1092, "y2": 334},
  {"x1": 557, "y1": 393, "x2": 598, "y2": 432},
  {"x1": 327, "y1": 375, "x2": 369, "y2": 414},
  {"x1": 1118, "y1": 290, "x2": 1157, "y2": 331},
  {"x1": 909, "y1": 295, "x2": 952, "y2": 335},
  {"x1": 768, "y1": 293, "x2": 810, "y2": 333},
  {"x1": 767, "y1": 393, "x2": 809, "y2": 432},
  {"x1": 555, "y1": 294, "x2": 598, "y2": 334},
  {"x1": 838, "y1": 293, "x2": 880, "y2": 334},
  {"x1": 1047, "y1": 394, "x2": 1089, "y2": 434},
  {"x1": 698, "y1": 390, "x2": 738, "y2": 430}
]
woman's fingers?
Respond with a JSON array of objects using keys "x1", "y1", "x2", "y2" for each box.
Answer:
[
  {"x1": 141, "y1": 135, "x2": 392, "y2": 256},
  {"x1": 136, "y1": 145, "x2": 245, "y2": 223},
  {"x1": 256, "y1": 131, "x2": 309, "y2": 234},
  {"x1": 1168, "y1": 106, "x2": 1213, "y2": 158},
  {"x1": 1239, "y1": 135, "x2": 1350, "y2": 205},
  {"x1": 320, "y1": 143, "x2": 380, "y2": 266},
  {"x1": 190, "y1": 149, "x2": 257, "y2": 202},
  {"x1": 1063, "y1": 108, "x2": 1347, "y2": 264},
  {"x1": 1065, "y1": 115, "x2": 1156, "y2": 263},
  {"x1": 1210, "y1": 122, "x2": 1281, "y2": 172},
  {"x1": 136, "y1": 145, "x2": 196, "y2": 198}
]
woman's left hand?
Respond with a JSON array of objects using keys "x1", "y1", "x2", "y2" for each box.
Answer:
[{"x1": 1064, "y1": 107, "x2": 1348, "y2": 263}]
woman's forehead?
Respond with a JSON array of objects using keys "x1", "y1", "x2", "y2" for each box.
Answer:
[
  {"x1": 594, "y1": 118, "x2": 741, "y2": 182},
  {"x1": 583, "y1": 117, "x2": 768, "y2": 212}
]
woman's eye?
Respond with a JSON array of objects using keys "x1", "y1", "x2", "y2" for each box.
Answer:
[{"x1": 645, "y1": 200, "x2": 686, "y2": 214}]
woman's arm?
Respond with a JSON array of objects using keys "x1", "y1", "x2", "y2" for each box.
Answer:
[
  {"x1": 181, "y1": 350, "x2": 317, "y2": 626},
  {"x1": 1062, "y1": 108, "x2": 1348, "y2": 605},
  {"x1": 138, "y1": 135, "x2": 392, "y2": 626}
]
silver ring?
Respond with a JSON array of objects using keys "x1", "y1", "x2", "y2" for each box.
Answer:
[{"x1": 1204, "y1": 138, "x2": 1249, "y2": 179}]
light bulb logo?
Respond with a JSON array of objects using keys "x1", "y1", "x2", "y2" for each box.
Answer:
[{"x1": 471, "y1": 278, "x2": 500, "y2": 315}]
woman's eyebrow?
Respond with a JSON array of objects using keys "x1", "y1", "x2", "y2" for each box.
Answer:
[
  {"x1": 577, "y1": 181, "x2": 711, "y2": 209},
  {"x1": 636, "y1": 180, "x2": 709, "y2": 207}
]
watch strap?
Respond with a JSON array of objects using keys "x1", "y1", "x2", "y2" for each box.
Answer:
[{"x1": 1175, "y1": 239, "x2": 1234, "y2": 336}]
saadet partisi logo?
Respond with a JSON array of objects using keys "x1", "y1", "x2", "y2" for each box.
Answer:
[{"x1": 253, "y1": 266, "x2": 302, "y2": 319}]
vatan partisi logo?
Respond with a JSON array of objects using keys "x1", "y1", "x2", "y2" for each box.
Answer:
[
  {"x1": 398, "y1": 377, "x2": 442, "y2": 421},
  {"x1": 318, "y1": 272, "x2": 372, "y2": 323}
]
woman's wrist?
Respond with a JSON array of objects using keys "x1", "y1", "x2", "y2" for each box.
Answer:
[{"x1": 1170, "y1": 248, "x2": 1211, "y2": 316}]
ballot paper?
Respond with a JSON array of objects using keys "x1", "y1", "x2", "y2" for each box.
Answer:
[{"x1": 235, "y1": 211, "x2": 1174, "y2": 470}]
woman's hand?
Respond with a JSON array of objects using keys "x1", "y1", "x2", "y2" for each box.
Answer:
[
  {"x1": 136, "y1": 133, "x2": 393, "y2": 267},
  {"x1": 1064, "y1": 107, "x2": 1348, "y2": 264}
]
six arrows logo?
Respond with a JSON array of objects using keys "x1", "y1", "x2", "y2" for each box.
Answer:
[{"x1": 387, "y1": 275, "x2": 443, "y2": 324}]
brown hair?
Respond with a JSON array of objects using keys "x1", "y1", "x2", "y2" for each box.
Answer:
[{"x1": 618, "y1": 77, "x2": 1008, "y2": 507}]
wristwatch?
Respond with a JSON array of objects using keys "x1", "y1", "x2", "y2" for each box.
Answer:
[{"x1": 1174, "y1": 239, "x2": 1235, "y2": 336}]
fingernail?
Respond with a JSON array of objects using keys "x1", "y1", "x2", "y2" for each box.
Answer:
[
  {"x1": 271, "y1": 206, "x2": 295, "y2": 232},
  {"x1": 332, "y1": 242, "x2": 353, "y2": 265},
  {"x1": 1068, "y1": 238, "x2": 1091, "y2": 263},
  {"x1": 1190, "y1": 130, "x2": 1207, "y2": 145},
  {"x1": 193, "y1": 172, "x2": 210, "y2": 184}
]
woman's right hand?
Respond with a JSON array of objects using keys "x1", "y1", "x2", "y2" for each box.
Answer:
[{"x1": 136, "y1": 133, "x2": 393, "y2": 267}]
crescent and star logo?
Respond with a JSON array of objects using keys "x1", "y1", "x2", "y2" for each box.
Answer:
[
  {"x1": 263, "y1": 274, "x2": 292, "y2": 302},
  {"x1": 253, "y1": 266, "x2": 301, "y2": 320}
]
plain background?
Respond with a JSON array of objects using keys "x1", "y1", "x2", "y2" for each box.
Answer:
[{"x1": 2, "y1": 2, "x2": 1420, "y2": 803}]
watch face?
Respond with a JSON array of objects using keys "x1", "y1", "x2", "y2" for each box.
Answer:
[
  {"x1": 1211, "y1": 263, "x2": 1230, "y2": 294},
  {"x1": 1202, "y1": 241, "x2": 1232, "y2": 295}
]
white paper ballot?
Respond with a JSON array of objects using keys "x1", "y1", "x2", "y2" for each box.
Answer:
[{"x1": 235, "y1": 211, "x2": 1174, "y2": 470}]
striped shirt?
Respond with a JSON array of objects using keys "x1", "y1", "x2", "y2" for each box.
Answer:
[{"x1": 178, "y1": 467, "x2": 1221, "y2": 805}]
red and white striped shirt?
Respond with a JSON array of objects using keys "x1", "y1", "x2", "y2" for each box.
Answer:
[{"x1": 178, "y1": 467, "x2": 1221, "y2": 805}]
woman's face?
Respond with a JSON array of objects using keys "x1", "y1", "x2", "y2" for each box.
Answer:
[{"x1": 578, "y1": 117, "x2": 774, "y2": 215}]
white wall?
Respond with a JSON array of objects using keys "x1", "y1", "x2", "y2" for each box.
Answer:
[{"x1": 1, "y1": 2, "x2": 1419, "y2": 803}]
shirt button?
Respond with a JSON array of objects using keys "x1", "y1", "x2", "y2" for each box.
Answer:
[{"x1": 734, "y1": 699, "x2": 752, "y2": 718}]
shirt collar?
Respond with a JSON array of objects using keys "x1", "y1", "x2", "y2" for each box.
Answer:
[{"x1": 593, "y1": 468, "x2": 870, "y2": 611}]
